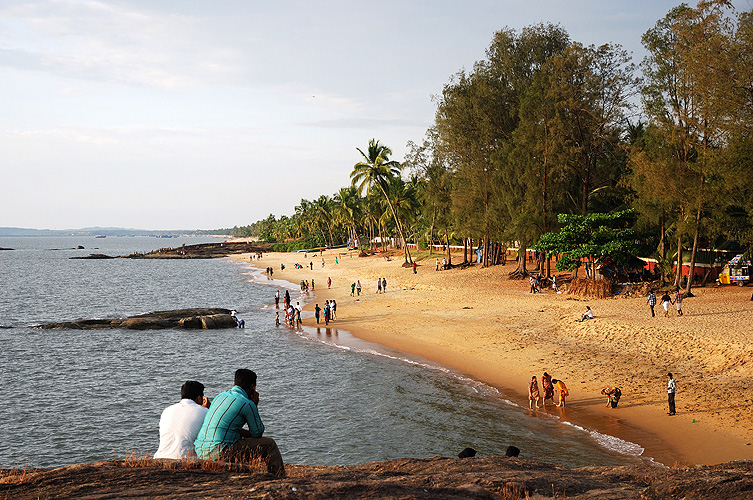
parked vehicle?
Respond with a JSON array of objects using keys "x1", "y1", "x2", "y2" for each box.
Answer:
[{"x1": 719, "y1": 254, "x2": 751, "y2": 286}]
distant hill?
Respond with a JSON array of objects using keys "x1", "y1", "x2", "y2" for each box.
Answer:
[{"x1": 0, "y1": 227, "x2": 219, "y2": 237}]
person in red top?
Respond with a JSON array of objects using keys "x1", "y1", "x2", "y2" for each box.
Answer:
[
  {"x1": 673, "y1": 290, "x2": 683, "y2": 316},
  {"x1": 412, "y1": 262, "x2": 417, "y2": 274}
]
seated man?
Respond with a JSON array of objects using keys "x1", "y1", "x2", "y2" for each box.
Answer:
[
  {"x1": 579, "y1": 306, "x2": 593, "y2": 322},
  {"x1": 194, "y1": 369, "x2": 285, "y2": 477},
  {"x1": 153, "y1": 380, "x2": 209, "y2": 459}
]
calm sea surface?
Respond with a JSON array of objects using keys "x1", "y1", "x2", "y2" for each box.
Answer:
[{"x1": 0, "y1": 236, "x2": 645, "y2": 469}]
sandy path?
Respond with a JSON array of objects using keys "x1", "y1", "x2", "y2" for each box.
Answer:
[{"x1": 236, "y1": 248, "x2": 753, "y2": 466}]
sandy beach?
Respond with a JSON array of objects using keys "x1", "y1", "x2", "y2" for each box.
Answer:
[{"x1": 235, "y1": 248, "x2": 753, "y2": 467}]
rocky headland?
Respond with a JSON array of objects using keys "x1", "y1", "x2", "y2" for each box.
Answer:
[
  {"x1": 2, "y1": 457, "x2": 753, "y2": 499},
  {"x1": 69, "y1": 241, "x2": 268, "y2": 260},
  {"x1": 34, "y1": 308, "x2": 238, "y2": 330}
]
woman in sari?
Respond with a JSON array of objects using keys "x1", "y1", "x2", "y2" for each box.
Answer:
[
  {"x1": 541, "y1": 372, "x2": 555, "y2": 407},
  {"x1": 528, "y1": 376, "x2": 540, "y2": 410},
  {"x1": 552, "y1": 379, "x2": 569, "y2": 407}
]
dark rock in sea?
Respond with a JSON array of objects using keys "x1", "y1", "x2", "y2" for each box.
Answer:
[
  {"x1": 70, "y1": 253, "x2": 116, "y2": 259},
  {"x1": 0, "y1": 247, "x2": 13, "y2": 251},
  {"x1": 122, "y1": 241, "x2": 270, "y2": 259},
  {"x1": 2, "y1": 457, "x2": 753, "y2": 499},
  {"x1": 35, "y1": 308, "x2": 237, "y2": 330},
  {"x1": 77, "y1": 245, "x2": 85, "y2": 249}
]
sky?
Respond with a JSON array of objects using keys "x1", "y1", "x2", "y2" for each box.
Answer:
[{"x1": 2, "y1": 0, "x2": 751, "y2": 230}]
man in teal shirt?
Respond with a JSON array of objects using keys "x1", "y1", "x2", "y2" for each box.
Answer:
[{"x1": 194, "y1": 369, "x2": 284, "y2": 476}]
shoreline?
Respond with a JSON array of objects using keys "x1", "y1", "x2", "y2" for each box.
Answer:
[{"x1": 234, "y1": 249, "x2": 753, "y2": 466}]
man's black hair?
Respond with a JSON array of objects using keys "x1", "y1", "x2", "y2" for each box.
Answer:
[
  {"x1": 505, "y1": 446, "x2": 520, "y2": 457},
  {"x1": 181, "y1": 380, "x2": 204, "y2": 401},
  {"x1": 235, "y1": 369, "x2": 257, "y2": 391}
]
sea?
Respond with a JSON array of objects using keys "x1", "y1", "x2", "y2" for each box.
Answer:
[{"x1": 0, "y1": 236, "x2": 646, "y2": 470}]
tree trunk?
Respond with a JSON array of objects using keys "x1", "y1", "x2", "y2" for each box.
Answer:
[
  {"x1": 510, "y1": 241, "x2": 528, "y2": 278},
  {"x1": 378, "y1": 183, "x2": 412, "y2": 264},
  {"x1": 428, "y1": 210, "x2": 436, "y2": 256},
  {"x1": 674, "y1": 232, "x2": 683, "y2": 289},
  {"x1": 659, "y1": 214, "x2": 666, "y2": 262},
  {"x1": 685, "y1": 200, "x2": 703, "y2": 296},
  {"x1": 445, "y1": 231, "x2": 452, "y2": 266},
  {"x1": 483, "y1": 235, "x2": 489, "y2": 267}
]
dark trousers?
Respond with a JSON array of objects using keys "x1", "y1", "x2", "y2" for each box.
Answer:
[
  {"x1": 668, "y1": 392, "x2": 675, "y2": 414},
  {"x1": 650, "y1": 305, "x2": 655, "y2": 317},
  {"x1": 221, "y1": 436, "x2": 285, "y2": 477}
]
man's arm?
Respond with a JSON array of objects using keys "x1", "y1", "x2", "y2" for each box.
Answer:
[{"x1": 240, "y1": 390, "x2": 265, "y2": 438}]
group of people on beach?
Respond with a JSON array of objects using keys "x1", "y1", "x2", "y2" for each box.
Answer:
[
  {"x1": 528, "y1": 372, "x2": 568, "y2": 409},
  {"x1": 646, "y1": 289, "x2": 684, "y2": 317},
  {"x1": 153, "y1": 369, "x2": 285, "y2": 477},
  {"x1": 376, "y1": 277, "x2": 387, "y2": 293},
  {"x1": 314, "y1": 300, "x2": 336, "y2": 325}
]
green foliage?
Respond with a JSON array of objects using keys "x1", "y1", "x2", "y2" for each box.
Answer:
[
  {"x1": 535, "y1": 210, "x2": 640, "y2": 272},
  {"x1": 269, "y1": 240, "x2": 322, "y2": 252}
]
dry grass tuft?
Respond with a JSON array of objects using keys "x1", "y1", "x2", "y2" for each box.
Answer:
[
  {"x1": 0, "y1": 465, "x2": 33, "y2": 485},
  {"x1": 121, "y1": 451, "x2": 266, "y2": 474},
  {"x1": 566, "y1": 278, "x2": 613, "y2": 299}
]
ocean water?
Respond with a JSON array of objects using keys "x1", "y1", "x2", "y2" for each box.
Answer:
[{"x1": 0, "y1": 236, "x2": 645, "y2": 469}]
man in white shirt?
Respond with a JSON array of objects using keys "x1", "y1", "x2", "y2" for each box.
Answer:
[{"x1": 153, "y1": 380, "x2": 209, "y2": 459}]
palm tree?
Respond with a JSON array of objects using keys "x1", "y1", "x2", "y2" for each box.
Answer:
[
  {"x1": 351, "y1": 139, "x2": 412, "y2": 264},
  {"x1": 333, "y1": 186, "x2": 363, "y2": 247}
]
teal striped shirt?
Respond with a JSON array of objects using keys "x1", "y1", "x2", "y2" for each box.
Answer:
[{"x1": 194, "y1": 385, "x2": 264, "y2": 459}]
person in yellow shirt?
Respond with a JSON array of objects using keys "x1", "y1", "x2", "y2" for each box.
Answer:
[{"x1": 552, "y1": 379, "x2": 569, "y2": 407}]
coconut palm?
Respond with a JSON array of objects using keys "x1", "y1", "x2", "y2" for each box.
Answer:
[{"x1": 351, "y1": 139, "x2": 412, "y2": 264}]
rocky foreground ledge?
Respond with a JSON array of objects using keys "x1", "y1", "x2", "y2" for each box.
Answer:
[
  {"x1": 2, "y1": 457, "x2": 753, "y2": 499},
  {"x1": 35, "y1": 308, "x2": 238, "y2": 330}
]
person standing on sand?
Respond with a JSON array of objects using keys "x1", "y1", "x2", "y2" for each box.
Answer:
[
  {"x1": 382, "y1": 278, "x2": 387, "y2": 293},
  {"x1": 356, "y1": 280, "x2": 361, "y2": 296},
  {"x1": 436, "y1": 259, "x2": 439, "y2": 271},
  {"x1": 646, "y1": 290, "x2": 656, "y2": 317},
  {"x1": 552, "y1": 379, "x2": 569, "y2": 407},
  {"x1": 661, "y1": 291, "x2": 672, "y2": 317},
  {"x1": 377, "y1": 278, "x2": 382, "y2": 293},
  {"x1": 314, "y1": 304, "x2": 321, "y2": 324},
  {"x1": 351, "y1": 283, "x2": 355, "y2": 296},
  {"x1": 327, "y1": 277, "x2": 332, "y2": 289},
  {"x1": 673, "y1": 289, "x2": 683, "y2": 316},
  {"x1": 666, "y1": 372, "x2": 676, "y2": 415},
  {"x1": 541, "y1": 372, "x2": 555, "y2": 407},
  {"x1": 331, "y1": 300, "x2": 337, "y2": 320},
  {"x1": 413, "y1": 261, "x2": 417, "y2": 274},
  {"x1": 528, "y1": 376, "x2": 540, "y2": 410}
]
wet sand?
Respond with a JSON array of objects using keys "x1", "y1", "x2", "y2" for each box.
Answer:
[{"x1": 236, "y1": 248, "x2": 753, "y2": 466}]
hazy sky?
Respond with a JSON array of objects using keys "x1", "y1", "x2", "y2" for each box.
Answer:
[{"x1": 2, "y1": 0, "x2": 751, "y2": 230}]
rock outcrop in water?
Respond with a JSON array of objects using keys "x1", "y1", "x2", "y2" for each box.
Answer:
[
  {"x1": 2, "y1": 457, "x2": 753, "y2": 499},
  {"x1": 123, "y1": 241, "x2": 269, "y2": 259},
  {"x1": 35, "y1": 308, "x2": 238, "y2": 330}
]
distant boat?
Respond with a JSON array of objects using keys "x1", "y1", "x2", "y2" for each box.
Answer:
[{"x1": 94, "y1": 235, "x2": 106, "y2": 238}]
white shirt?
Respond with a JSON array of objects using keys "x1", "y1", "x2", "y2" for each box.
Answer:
[{"x1": 153, "y1": 399, "x2": 208, "y2": 459}]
